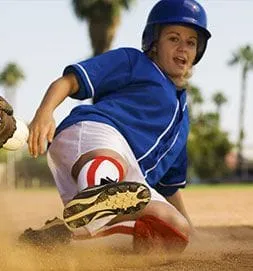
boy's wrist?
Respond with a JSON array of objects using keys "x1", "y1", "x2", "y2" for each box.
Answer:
[{"x1": 36, "y1": 105, "x2": 54, "y2": 116}]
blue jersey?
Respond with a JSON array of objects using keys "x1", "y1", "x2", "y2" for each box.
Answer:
[{"x1": 56, "y1": 48, "x2": 189, "y2": 197}]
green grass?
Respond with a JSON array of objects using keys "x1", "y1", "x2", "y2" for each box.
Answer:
[
  {"x1": 6, "y1": 181, "x2": 253, "y2": 192},
  {"x1": 187, "y1": 183, "x2": 253, "y2": 190}
]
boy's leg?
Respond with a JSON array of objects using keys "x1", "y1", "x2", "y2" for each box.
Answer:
[
  {"x1": 99, "y1": 199, "x2": 190, "y2": 253},
  {"x1": 19, "y1": 121, "x2": 190, "y2": 252},
  {"x1": 65, "y1": 158, "x2": 190, "y2": 253},
  {"x1": 61, "y1": 121, "x2": 191, "y2": 251},
  {"x1": 72, "y1": 214, "x2": 189, "y2": 254},
  {"x1": 67, "y1": 154, "x2": 190, "y2": 252},
  {"x1": 133, "y1": 215, "x2": 189, "y2": 253}
]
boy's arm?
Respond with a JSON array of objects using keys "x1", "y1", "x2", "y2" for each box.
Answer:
[{"x1": 28, "y1": 73, "x2": 79, "y2": 157}]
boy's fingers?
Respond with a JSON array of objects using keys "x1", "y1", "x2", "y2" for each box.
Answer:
[
  {"x1": 32, "y1": 131, "x2": 39, "y2": 158},
  {"x1": 47, "y1": 125, "x2": 55, "y2": 143},
  {"x1": 28, "y1": 120, "x2": 55, "y2": 157},
  {"x1": 38, "y1": 132, "x2": 46, "y2": 155},
  {"x1": 28, "y1": 130, "x2": 33, "y2": 156}
]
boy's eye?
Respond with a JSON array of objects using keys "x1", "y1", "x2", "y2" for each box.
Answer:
[
  {"x1": 187, "y1": 40, "x2": 197, "y2": 47},
  {"x1": 169, "y1": 36, "x2": 179, "y2": 42}
]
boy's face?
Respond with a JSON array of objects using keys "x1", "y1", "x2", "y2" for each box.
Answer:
[{"x1": 153, "y1": 25, "x2": 197, "y2": 79}]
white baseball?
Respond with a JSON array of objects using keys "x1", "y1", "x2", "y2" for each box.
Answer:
[{"x1": 3, "y1": 117, "x2": 29, "y2": 151}]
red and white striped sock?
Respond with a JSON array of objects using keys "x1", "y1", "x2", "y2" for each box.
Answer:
[{"x1": 77, "y1": 156, "x2": 124, "y2": 191}]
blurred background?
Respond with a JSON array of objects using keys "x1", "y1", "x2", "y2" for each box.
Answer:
[{"x1": 0, "y1": 0, "x2": 253, "y2": 188}]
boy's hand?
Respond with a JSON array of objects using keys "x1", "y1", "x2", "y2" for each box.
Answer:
[{"x1": 28, "y1": 110, "x2": 56, "y2": 157}]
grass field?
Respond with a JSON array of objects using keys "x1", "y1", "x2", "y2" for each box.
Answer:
[{"x1": 0, "y1": 184, "x2": 252, "y2": 271}]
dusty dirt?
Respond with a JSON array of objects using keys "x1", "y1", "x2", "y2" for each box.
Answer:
[{"x1": 0, "y1": 186, "x2": 252, "y2": 271}]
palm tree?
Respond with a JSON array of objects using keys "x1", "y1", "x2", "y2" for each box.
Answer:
[
  {"x1": 187, "y1": 84, "x2": 203, "y2": 119},
  {"x1": 212, "y1": 91, "x2": 227, "y2": 122},
  {"x1": 0, "y1": 62, "x2": 25, "y2": 108},
  {"x1": 72, "y1": 0, "x2": 135, "y2": 56},
  {"x1": 0, "y1": 62, "x2": 25, "y2": 188},
  {"x1": 228, "y1": 45, "x2": 253, "y2": 177}
]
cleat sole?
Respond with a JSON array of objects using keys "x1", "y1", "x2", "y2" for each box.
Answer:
[{"x1": 63, "y1": 182, "x2": 151, "y2": 230}]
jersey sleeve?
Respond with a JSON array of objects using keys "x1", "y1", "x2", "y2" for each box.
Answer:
[
  {"x1": 63, "y1": 48, "x2": 131, "y2": 100},
  {"x1": 154, "y1": 146, "x2": 188, "y2": 197}
]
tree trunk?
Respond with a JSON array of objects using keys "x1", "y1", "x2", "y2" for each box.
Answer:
[
  {"x1": 237, "y1": 67, "x2": 247, "y2": 179},
  {"x1": 89, "y1": 15, "x2": 120, "y2": 56},
  {"x1": 4, "y1": 88, "x2": 17, "y2": 188}
]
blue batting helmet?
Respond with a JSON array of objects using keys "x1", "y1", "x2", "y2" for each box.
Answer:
[{"x1": 142, "y1": 0, "x2": 211, "y2": 64}]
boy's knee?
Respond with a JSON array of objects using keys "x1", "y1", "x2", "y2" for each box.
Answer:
[
  {"x1": 142, "y1": 200, "x2": 190, "y2": 236},
  {"x1": 133, "y1": 215, "x2": 189, "y2": 253},
  {"x1": 71, "y1": 150, "x2": 128, "y2": 191},
  {"x1": 136, "y1": 200, "x2": 191, "y2": 252}
]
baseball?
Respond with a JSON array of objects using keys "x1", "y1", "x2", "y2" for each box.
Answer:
[{"x1": 3, "y1": 117, "x2": 29, "y2": 151}]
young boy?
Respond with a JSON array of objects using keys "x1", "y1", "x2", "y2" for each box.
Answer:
[{"x1": 21, "y1": 0, "x2": 211, "y2": 252}]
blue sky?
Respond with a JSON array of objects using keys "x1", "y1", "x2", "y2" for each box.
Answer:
[{"x1": 1, "y1": 0, "x2": 253, "y2": 157}]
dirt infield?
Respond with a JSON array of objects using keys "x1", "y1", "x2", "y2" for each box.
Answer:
[{"x1": 0, "y1": 185, "x2": 252, "y2": 271}]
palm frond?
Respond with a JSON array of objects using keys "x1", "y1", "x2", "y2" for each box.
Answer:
[
  {"x1": 0, "y1": 63, "x2": 25, "y2": 87},
  {"x1": 227, "y1": 53, "x2": 239, "y2": 66},
  {"x1": 228, "y1": 45, "x2": 253, "y2": 66}
]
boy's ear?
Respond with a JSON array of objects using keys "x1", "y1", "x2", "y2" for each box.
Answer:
[{"x1": 151, "y1": 44, "x2": 157, "y2": 53}]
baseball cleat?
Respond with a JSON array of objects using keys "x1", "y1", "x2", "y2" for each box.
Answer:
[
  {"x1": 63, "y1": 182, "x2": 151, "y2": 230},
  {"x1": 18, "y1": 217, "x2": 72, "y2": 247}
]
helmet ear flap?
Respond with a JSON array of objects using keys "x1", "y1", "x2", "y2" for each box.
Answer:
[
  {"x1": 142, "y1": 25, "x2": 154, "y2": 52},
  {"x1": 142, "y1": 24, "x2": 161, "y2": 53},
  {"x1": 193, "y1": 31, "x2": 208, "y2": 65}
]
